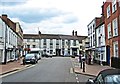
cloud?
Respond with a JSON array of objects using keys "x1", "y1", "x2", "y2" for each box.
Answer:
[
  {"x1": 3, "y1": 8, "x2": 65, "y2": 23},
  {"x1": 1, "y1": 0, "x2": 105, "y2": 36},
  {"x1": 62, "y1": 14, "x2": 78, "y2": 24},
  {"x1": 0, "y1": 0, "x2": 29, "y2": 6}
]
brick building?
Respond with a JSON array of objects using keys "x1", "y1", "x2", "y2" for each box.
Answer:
[{"x1": 103, "y1": 0, "x2": 120, "y2": 68}]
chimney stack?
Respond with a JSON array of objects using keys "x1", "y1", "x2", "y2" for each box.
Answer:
[
  {"x1": 2, "y1": 14, "x2": 8, "y2": 23},
  {"x1": 72, "y1": 30, "x2": 74, "y2": 36},
  {"x1": 38, "y1": 31, "x2": 41, "y2": 35},
  {"x1": 75, "y1": 31, "x2": 77, "y2": 36}
]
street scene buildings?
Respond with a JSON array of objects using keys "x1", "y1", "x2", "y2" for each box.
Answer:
[
  {"x1": 23, "y1": 31, "x2": 86, "y2": 56},
  {"x1": 0, "y1": 0, "x2": 120, "y2": 69},
  {"x1": 87, "y1": 0, "x2": 120, "y2": 68},
  {"x1": 0, "y1": 0, "x2": 120, "y2": 83},
  {"x1": 0, "y1": 14, "x2": 23, "y2": 64}
]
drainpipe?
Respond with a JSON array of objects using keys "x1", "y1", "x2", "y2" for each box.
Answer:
[{"x1": 4, "y1": 22, "x2": 7, "y2": 64}]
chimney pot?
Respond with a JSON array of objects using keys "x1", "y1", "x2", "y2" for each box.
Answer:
[
  {"x1": 39, "y1": 31, "x2": 41, "y2": 34},
  {"x1": 72, "y1": 30, "x2": 74, "y2": 36},
  {"x1": 75, "y1": 31, "x2": 77, "y2": 36},
  {"x1": 2, "y1": 14, "x2": 7, "y2": 17}
]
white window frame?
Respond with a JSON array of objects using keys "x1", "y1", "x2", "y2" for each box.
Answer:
[
  {"x1": 112, "y1": 0, "x2": 117, "y2": 13},
  {"x1": 119, "y1": 0, "x2": 120, "y2": 7},
  {"x1": 107, "y1": 5, "x2": 111, "y2": 18},
  {"x1": 112, "y1": 18, "x2": 118, "y2": 36},
  {"x1": 107, "y1": 23, "x2": 112, "y2": 39},
  {"x1": 0, "y1": 19, "x2": 3, "y2": 38},
  {"x1": 113, "y1": 41, "x2": 118, "y2": 57}
]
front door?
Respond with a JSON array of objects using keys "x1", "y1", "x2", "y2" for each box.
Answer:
[{"x1": 106, "y1": 45, "x2": 110, "y2": 65}]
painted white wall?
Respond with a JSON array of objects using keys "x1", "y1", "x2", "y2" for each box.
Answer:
[
  {"x1": 24, "y1": 38, "x2": 80, "y2": 56},
  {"x1": 96, "y1": 24, "x2": 106, "y2": 62},
  {"x1": 96, "y1": 24, "x2": 105, "y2": 47},
  {"x1": 88, "y1": 19, "x2": 96, "y2": 48},
  {"x1": 0, "y1": 18, "x2": 5, "y2": 63},
  {"x1": 0, "y1": 19, "x2": 18, "y2": 62}
]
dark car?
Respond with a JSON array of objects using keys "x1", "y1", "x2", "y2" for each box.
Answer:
[
  {"x1": 42, "y1": 53, "x2": 52, "y2": 58},
  {"x1": 24, "y1": 53, "x2": 38, "y2": 64},
  {"x1": 86, "y1": 69, "x2": 120, "y2": 84}
]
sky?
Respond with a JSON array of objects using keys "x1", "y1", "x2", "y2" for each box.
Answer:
[{"x1": 0, "y1": 0, "x2": 106, "y2": 36}]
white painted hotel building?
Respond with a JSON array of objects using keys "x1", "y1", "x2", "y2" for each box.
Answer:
[{"x1": 23, "y1": 32, "x2": 86, "y2": 56}]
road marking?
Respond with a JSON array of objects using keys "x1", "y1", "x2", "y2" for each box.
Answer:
[
  {"x1": 76, "y1": 77, "x2": 78, "y2": 80},
  {"x1": 75, "y1": 74, "x2": 78, "y2": 76},
  {"x1": 70, "y1": 68, "x2": 74, "y2": 73},
  {"x1": 77, "y1": 81, "x2": 80, "y2": 83}
]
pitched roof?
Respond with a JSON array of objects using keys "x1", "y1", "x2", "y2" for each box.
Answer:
[
  {"x1": 59, "y1": 35, "x2": 78, "y2": 40},
  {"x1": 23, "y1": 33, "x2": 87, "y2": 43},
  {"x1": 23, "y1": 34, "x2": 39, "y2": 39},
  {"x1": 40, "y1": 34, "x2": 60, "y2": 39},
  {"x1": 77, "y1": 36, "x2": 87, "y2": 43}
]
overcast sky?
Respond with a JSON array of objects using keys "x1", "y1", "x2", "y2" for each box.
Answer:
[{"x1": 0, "y1": 0, "x2": 106, "y2": 36}]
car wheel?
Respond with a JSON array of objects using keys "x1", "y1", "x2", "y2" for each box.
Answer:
[{"x1": 33, "y1": 60, "x2": 37, "y2": 64}]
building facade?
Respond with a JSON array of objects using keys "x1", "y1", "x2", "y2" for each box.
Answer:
[
  {"x1": 15, "y1": 22, "x2": 23, "y2": 57},
  {"x1": 103, "y1": 0, "x2": 120, "y2": 67},
  {"x1": 0, "y1": 14, "x2": 23, "y2": 63},
  {"x1": 23, "y1": 32, "x2": 86, "y2": 56},
  {"x1": 95, "y1": 16, "x2": 108, "y2": 65},
  {"x1": 87, "y1": 17, "x2": 101, "y2": 60}
]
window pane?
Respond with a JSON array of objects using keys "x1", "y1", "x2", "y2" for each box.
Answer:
[{"x1": 105, "y1": 75, "x2": 120, "y2": 83}]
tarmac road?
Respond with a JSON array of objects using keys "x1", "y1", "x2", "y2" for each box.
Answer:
[{"x1": 2, "y1": 57, "x2": 94, "y2": 83}]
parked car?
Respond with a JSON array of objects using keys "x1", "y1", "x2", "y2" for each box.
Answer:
[
  {"x1": 86, "y1": 69, "x2": 120, "y2": 84},
  {"x1": 24, "y1": 53, "x2": 38, "y2": 64},
  {"x1": 42, "y1": 53, "x2": 52, "y2": 58},
  {"x1": 29, "y1": 48, "x2": 42, "y2": 60},
  {"x1": 71, "y1": 55, "x2": 75, "y2": 58}
]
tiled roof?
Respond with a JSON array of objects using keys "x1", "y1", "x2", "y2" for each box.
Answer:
[
  {"x1": 23, "y1": 34, "x2": 39, "y2": 39},
  {"x1": 59, "y1": 35, "x2": 78, "y2": 40},
  {"x1": 23, "y1": 33, "x2": 87, "y2": 42},
  {"x1": 77, "y1": 36, "x2": 87, "y2": 43},
  {"x1": 40, "y1": 34, "x2": 60, "y2": 39}
]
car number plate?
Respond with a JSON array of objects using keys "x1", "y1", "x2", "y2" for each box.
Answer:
[{"x1": 26, "y1": 61, "x2": 30, "y2": 62}]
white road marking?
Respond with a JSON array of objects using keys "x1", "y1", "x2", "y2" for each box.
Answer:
[
  {"x1": 75, "y1": 74, "x2": 78, "y2": 76},
  {"x1": 76, "y1": 77, "x2": 78, "y2": 80},
  {"x1": 77, "y1": 81, "x2": 80, "y2": 83},
  {"x1": 70, "y1": 68, "x2": 74, "y2": 73}
]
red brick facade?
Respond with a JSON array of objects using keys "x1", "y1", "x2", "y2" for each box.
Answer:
[{"x1": 103, "y1": 1, "x2": 120, "y2": 64}]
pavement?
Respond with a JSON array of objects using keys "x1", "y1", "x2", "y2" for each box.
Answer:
[
  {"x1": 0, "y1": 60, "x2": 32, "y2": 76},
  {"x1": 72, "y1": 57, "x2": 114, "y2": 77},
  {"x1": 0, "y1": 57, "x2": 115, "y2": 77}
]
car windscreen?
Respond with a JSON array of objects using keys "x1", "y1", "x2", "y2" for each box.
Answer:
[
  {"x1": 26, "y1": 54, "x2": 34, "y2": 59},
  {"x1": 105, "y1": 75, "x2": 120, "y2": 84}
]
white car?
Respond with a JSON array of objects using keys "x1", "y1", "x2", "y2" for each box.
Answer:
[{"x1": 29, "y1": 51, "x2": 41, "y2": 60}]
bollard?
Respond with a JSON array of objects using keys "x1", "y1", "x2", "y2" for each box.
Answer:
[
  {"x1": 82, "y1": 59, "x2": 85, "y2": 72},
  {"x1": 80, "y1": 61, "x2": 82, "y2": 69},
  {"x1": 23, "y1": 57, "x2": 26, "y2": 65}
]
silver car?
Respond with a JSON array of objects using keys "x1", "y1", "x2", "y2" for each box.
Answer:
[
  {"x1": 86, "y1": 69, "x2": 120, "y2": 84},
  {"x1": 25, "y1": 53, "x2": 38, "y2": 64}
]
